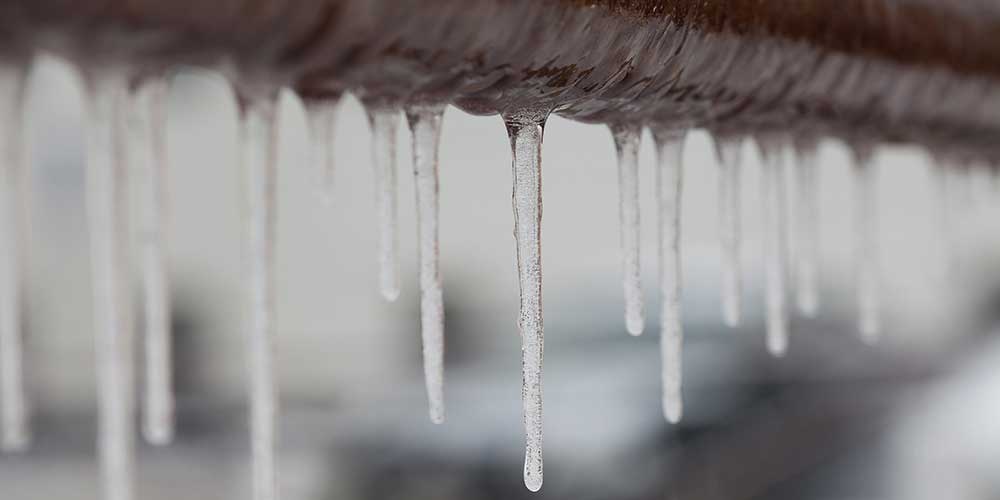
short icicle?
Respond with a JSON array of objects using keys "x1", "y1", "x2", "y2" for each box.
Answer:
[
  {"x1": 503, "y1": 109, "x2": 548, "y2": 493},
  {"x1": 364, "y1": 104, "x2": 401, "y2": 301},
  {"x1": 652, "y1": 127, "x2": 686, "y2": 423},
  {"x1": 609, "y1": 123, "x2": 645, "y2": 336},
  {"x1": 127, "y1": 77, "x2": 174, "y2": 445},
  {"x1": 84, "y1": 69, "x2": 136, "y2": 500},
  {"x1": 758, "y1": 137, "x2": 790, "y2": 357},
  {"x1": 0, "y1": 61, "x2": 30, "y2": 451},
  {"x1": 853, "y1": 146, "x2": 881, "y2": 344},
  {"x1": 236, "y1": 89, "x2": 281, "y2": 500},
  {"x1": 304, "y1": 97, "x2": 341, "y2": 204},
  {"x1": 793, "y1": 138, "x2": 820, "y2": 317},
  {"x1": 714, "y1": 136, "x2": 743, "y2": 327},
  {"x1": 405, "y1": 104, "x2": 446, "y2": 425}
]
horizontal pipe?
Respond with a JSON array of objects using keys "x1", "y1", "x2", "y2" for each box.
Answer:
[{"x1": 4, "y1": 0, "x2": 999, "y2": 157}]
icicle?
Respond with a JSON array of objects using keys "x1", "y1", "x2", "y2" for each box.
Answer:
[
  {"x1": 853, "y1": 146, "x2": 881, "y2": 344},
  {"x1": 304, "y1": 97, "x2": 340, "y2": 204},
  {"x1": 0, "y1": 62, "x2": 30, "y2": 451},
  {"x1": 405, "y1": 104, "x2": 446, "y2": 425},
  {"x1": 609, "y1": 123, "x2": 645, "y2": 336},
  {"x1": 793, "y1": 139, "x2": 820, "y2": 317},
  {"x1": 714, "y1": 136, "x2": 743, "y2": 327},
  {"x1": 84, "y1": 69, "x2": 136, "y2": 500},
  {"x1": 503, "y1": 109, "x2": 548, "y2": 493},
  {"x1": 933, "y1": 158, "x2": 958, "y2": 280},
  {"x1": 757, "y1": 137, "x2": 789, "y2": 357},
  {"x1": 236, "y1": 90, "x2": 280, "y2": 500},
  {"x1": 364, "y1": 104, "x2": 401, "y2": 301},
  {"x1": 652, "y1": 127, "x2": 686, "y2": 423},
  {"x1": 127, "y1": 77, "x2": 174, "y2": 445}
]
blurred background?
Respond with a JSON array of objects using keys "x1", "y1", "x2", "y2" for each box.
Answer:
[{"x1": 3, "y1": 54, "x2": 1000, "y2": 499}]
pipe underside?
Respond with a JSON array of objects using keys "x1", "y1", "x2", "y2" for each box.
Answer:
[{"x1": 2, "y1": 0, "x2": 1000, "y2": 156}]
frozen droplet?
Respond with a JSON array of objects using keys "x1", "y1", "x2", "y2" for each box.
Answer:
[
  {"x1": 652, "y1": 127, "x2": 686, "y2": 423},
  {"x1": 84, "y1": 69, "x2": 136, "y2": 500},
  {"x1": 405, "y1": 104, "x2": 446, "y2": 425},
  {"x1": 503, "y1": 109, "x2": 547, "y2": 493},
  {"x1": 364, "y1": 104, "x2": 401, "y2": 302},
  {"x1": 236, "y1": 90, "x2": 280, "y2": 500},
  {"x1": 127, "y1": 77, "x2": 174, "y2": 446},
  {"x1": 609, "y1": 123, "x2": 645, "y2": 336},
  {"x1": 853, "y1": 147, "x2": 881, "y2": 343},
  {"x1": 757, "y1": 137, "x2": 789, "y2": 357},
  {"x1": 714, "y1": 135, "x2": 743, "y2": 327},
  {"x1": 0, "y1": 62, "x2": 30, "y2": 452},
  {"x1": 793, "y1": 139, "x2": 820, "y2": 317},
  {"x1": 304, "y1": 97, "x2": 340, "y2": 204}
]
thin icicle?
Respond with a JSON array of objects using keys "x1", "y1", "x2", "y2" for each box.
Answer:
[
  {"x1": 609, "y1": 123, "x2": 645, "y2": 336},
  {"x1": 127, "y1": 78, "x2": 174, "y2": 445},
  {"x1": 237, "y1": 91, "x2": 280, "y2": 500},
  {"x1": 793, "y1": 139, "x2": 820, "y2": 317},
  {"x1": 364, "y1": 104, "x2": 401, "y2": 301},
  {"x1": 758, "y1": 137, "x2": 790, "y2": 357},
  {"x1": 933, "y1": 158, "x2": 958, "y2": 280},
  {"x1": 304, "y1": 97, "x2": 340, "y2": 204},
  {"x1": 0, "y1": 62, "x2": 30, "y2": 451},
  {"x1": 853, "y1": 147, "x2": 881, "y2": 344},
  {"x1": 652, "y1": 127, "x2": 685, "y2": 423},
  {"x1": 405, "y1": 104, "x2": 446, "y2": 425},
  {"x1": 503, "y1": 109, "x2": 547, "y2": 493},
  {"x1": 714, "y1": 136, "x2": 743, "y2": 327},
  {"x1": 84, "y1": 69, "x2": 135, "y2": 500}
]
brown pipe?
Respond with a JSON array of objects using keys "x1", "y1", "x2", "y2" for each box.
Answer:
[{"x1": 5, "y1": 0, "x2": 1000, "y2": 157}]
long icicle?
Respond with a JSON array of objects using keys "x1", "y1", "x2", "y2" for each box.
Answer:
[
  {"x1": 237, "y1": 90, "x2": 280, "y2": 500},
  {"x1": 84, "y1": 69, "x2": 136, "y2": 500},
  {"x1": 0, "y1": 62, "x2": 30, "y2": 452},
  {"x1": 793, "y1": 139, "x2": 820, "y2": 317},
  {"x1": 364, "y1": 104, "x2": 401, "y2": 301},
  {"x1": 758, "y1": 137, "x2": 790, "y2": 357},
  {"x1": 503, "y1": 109, "x2": 547, "y2": 493},
  {"x1": 652, "y1": 127, "x2": 686, "y2": 424},
  {"x1": 128, "y1": 77, "x2": 174, "y2": 445},
  {"x1": 405, "y1": 104, "x2": 446, "y2": 425},
  {"x1": 714, "y1": 136, "x2": 743, "y2": 327},
  {"x1": 609, "y1": 123, "x2": 645, "y2": 336},
  {"x1": 853, "y1": 146, "x2": 881, "y2": 343},
  {"x1": 304, "y1": 97, "x2": 341, "y2": 204}
]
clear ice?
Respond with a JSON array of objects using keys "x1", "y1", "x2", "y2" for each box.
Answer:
[
  {"x1": 304, "y1": 97, "x2": 341, "y2": 204},
  {"x1": 84, "y1": 69, "x2": 136, "y2": 500},
  {"x1": 0, "y1": 62, "x2": 30, "y2": 452},
  {"x1": 237, "y1": 91, "x2": 281, "y2": 500},
  {"x1": 714, "y1": 136, "x2": 743, "y2": 327},
  {"x1": 853, "y1": 147, "x2": 881, "y2": 343},
  {"x1": 503, "y1": 109, "x2": 547, "y2": 493},
  {"x1": 609, "y1": 124, "x2": 645, "y2": 336},
  {"x1": 758, "y1": 137, "x2": 790, "y2": 357},
  {"x1": 127, "y1": 77, "x2": 174, "y2": 445},
  {"x1": 652, "y1": 127, "x2": 686, "y2": 423},
  {"x1": 793, "y1": 139, "x2": 820, "y2": 317},
  {"x1": 364, "y1": 105, "x2": 401, "y2": 301},
  {"x1": 406, "y1": 104, "x2": 446, "y2": 424}
]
